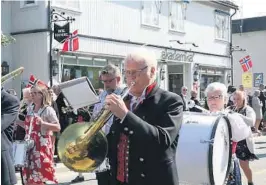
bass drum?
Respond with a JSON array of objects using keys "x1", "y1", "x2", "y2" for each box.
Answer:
[{"x1": 176, "y1": 112, "x2": 232, "y2": 185}]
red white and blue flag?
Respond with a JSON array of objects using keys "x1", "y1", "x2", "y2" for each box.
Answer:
[
  {"x1": 239, "y1": 55, "x2": 253, "y2": 72},
  {"x1": 26, "y1": 75, "x2": 48, "y2": 88},
  {"x1": 62, "y1": 29, "x2": 79, "y2": 52}
]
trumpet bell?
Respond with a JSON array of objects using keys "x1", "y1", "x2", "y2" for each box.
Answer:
[{"x1": 57, "y1": 122, "x2": 108, "y2": 172}]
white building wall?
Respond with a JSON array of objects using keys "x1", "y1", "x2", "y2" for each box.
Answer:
[
  {"x1": 1, "y1": 1, "x2": 14, "y2": 90},
  {"x1": 11, "y1": 32, "x2": 49, "y2": 92},
  {"x1": 55, "y1": 1, "x2": 231, "y2": 58},
  {"x1": 232, "y1": 30, "x2": 266, "y2": 91},
  {"x1": 11, "y1": 1, "x2": 48, "y2": 32}
]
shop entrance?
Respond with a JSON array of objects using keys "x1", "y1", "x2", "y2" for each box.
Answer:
[{"x1": 168, "y1": 64, "x2": 184, "y2": 95}]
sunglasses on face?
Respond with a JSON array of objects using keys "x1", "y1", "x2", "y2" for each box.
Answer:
[
  {"x1": 30, "y1": 91, "x2": 42, "y2": 95},
  {"x1": 101, "y1": 78, "x2": 116, "y2": 84}
]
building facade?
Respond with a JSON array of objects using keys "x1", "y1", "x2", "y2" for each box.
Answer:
[
  {"x1": 232, "y1": 16, "x2": 266, "y2": 92},
  {"x1": 2, "y1": 0, "x2": 237, "y2": 100}
]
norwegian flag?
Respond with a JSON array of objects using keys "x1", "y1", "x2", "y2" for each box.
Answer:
[
  {"x1": 62, "y1": 30, "x2": 79, "y2": 52},
  {"x1": 26, "y1": 75, "x2": 48, "y2": 88},
  {"x1": 239, "y1": 55, "x2": 253, "y2": 72}
]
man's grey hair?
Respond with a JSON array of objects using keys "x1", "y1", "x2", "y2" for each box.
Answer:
[
  {"x1": 181, "y1": 86, "x2": 188, "y2": 91},
  {"x1": 124, "y1": 48, "x2": 158, "y2": 69},
  {"x1": 254, "y1": 90, "x2": 260, "y2": 97},
  {"x1": 22, "y1": 87, "x2": 31, "y2": 96},
  {"x1": 205, "y1": 82, "x2": 227, "y2": 98},
  {"x1": 101, "y1": 63, "x2": 121, "y2": 77}
]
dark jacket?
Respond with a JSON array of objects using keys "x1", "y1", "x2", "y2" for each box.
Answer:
[
  {"x1": 1, "y1": 88, "x2": 20, "y2": 185},
  {"x1": 108, "y1": 86, "x2": 183, "y2": 185},
  {"x1": 259, "y1": 91, "x2": 266, "y2": 113},
  {"x1": 189, "y1": 97, "x2": 202, "y2": 112}
]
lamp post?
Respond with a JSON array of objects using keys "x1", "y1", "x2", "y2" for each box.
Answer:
[
  {"x1": 49, "y1": 8, "x2": 75, "y2": 87},
  {"x1": 230, "y1": 45, "x2": 246, "y2": 85},
  {"x1": 1, "y1": 61, "x2": 9, "y2": 76}
]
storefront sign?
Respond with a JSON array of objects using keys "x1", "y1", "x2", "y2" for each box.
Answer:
[
  {"x1": 242, "y1": 72, "x2": 252, "y2": 88},
  {"x1": 161, "y1": 50, "x2": 194, "y2": 62},
  {"x1": 253, "y1": 73, "x2": 263, "y2": 87},
  {"x1": 54, "y1": 23, "x2": 70, "y2": 43}
]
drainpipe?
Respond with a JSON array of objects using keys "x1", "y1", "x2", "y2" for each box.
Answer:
[
  {"x1": 48, "y1": 0, "x2": 53, "y2": 87},
  {"x1": 229, "y1": 8, "x2": 237, "y2": 86}
]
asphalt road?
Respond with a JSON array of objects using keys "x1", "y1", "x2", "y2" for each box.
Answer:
[{"x1": 15, "y1": 135, "x2": 266, "y2": 185}]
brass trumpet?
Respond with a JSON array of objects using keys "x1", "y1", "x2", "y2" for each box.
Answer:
[
  {"x1": 57, "y1": 82, "x2": 135, "y2": 172},
  {"x1": 1, "y1": 67, "x2": 24, "y2": 85}
]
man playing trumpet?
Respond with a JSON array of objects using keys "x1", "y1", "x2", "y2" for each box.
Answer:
[{"x1": 104, "y1": 48, "x2": 184, "y2": 185}]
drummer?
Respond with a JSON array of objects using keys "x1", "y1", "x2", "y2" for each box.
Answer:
[
  {"x1": 227, "y1": 90, "x2": 258, "y2": 185},
  {"x1": 205, "y1": 82, "x2": 242, "y2": 185}
]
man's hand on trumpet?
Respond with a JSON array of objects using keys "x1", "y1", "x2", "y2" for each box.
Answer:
[{"x1": 105, "y1": 94, "x2": 129, "y2": 120}]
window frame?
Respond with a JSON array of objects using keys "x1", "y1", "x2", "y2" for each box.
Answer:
[
  {"x1": 20, "y1": 0, "x2": 38, "y2": 9},
  {"x1": 140, "y1": 1, "x2": 161, "y2": 29},
  {"x1": 168, "y1": 1, "x2": 186, "y2": 33},
  {"x1": 214, "y1": 10, "x2": 230, "y2": 42}
]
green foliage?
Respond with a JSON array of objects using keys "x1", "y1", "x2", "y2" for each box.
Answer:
[{"x1": 1, "y1": 33, "x2": 16, "y2": 46}]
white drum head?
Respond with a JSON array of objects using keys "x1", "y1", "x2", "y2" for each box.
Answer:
[{"x1": 210, "y1": 116, "x2": 231, "y2": 185}]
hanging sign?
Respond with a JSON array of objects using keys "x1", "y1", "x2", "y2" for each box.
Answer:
[
  {"x1": 54, "y1": 23, "x2": 70, "y2": 43},
  {"x1": 253, "y1": 73, "x2": 263, "y2": 87},
  {"x1": 242, "y1": 72, "x2": 252, "y2": 88}
]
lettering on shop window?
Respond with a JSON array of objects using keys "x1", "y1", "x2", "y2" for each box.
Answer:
[{"x1": 161, "y1": 51, "x2": 194, "y2": 62}]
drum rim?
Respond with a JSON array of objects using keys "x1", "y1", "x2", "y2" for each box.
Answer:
[{"x1": 208, "y1": 115, "x2": 232, "y2": 185}]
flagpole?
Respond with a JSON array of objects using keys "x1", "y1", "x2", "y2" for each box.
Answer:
[
  {"x1": 49, "y1": 7, "x2": 75, "y2": 87},
  {"x1": 48, "y1": 1, "x2": 53, "y2": 87}
]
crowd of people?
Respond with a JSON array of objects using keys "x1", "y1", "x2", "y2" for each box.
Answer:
[{"x1": 1, "y1": 48, "x2": 265, "y2": 185}]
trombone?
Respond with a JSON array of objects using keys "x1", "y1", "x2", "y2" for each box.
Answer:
[
  {"x1": 57, "y1": 82, "x2": 135, "y2": 172},
  {"x1": 1, "y1": 67, "x2": 24, "y2": 85}
]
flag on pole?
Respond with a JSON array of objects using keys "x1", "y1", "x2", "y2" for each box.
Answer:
[
  {"x1": 62, "y1": 30, "x2": 79, "y2": 52},
  {"x1": 239, "y1": 55, "x2": 253, "y2": 72},
  {"x1": 26, "y1": 75, "x2": 48, "y2": 88}
]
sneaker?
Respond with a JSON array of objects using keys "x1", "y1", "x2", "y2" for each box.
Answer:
[{"x1": 71, "y1": 176, "x2": 85, "y2": 183}]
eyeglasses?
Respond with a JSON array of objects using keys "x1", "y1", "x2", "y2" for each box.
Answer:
[
  {"x1": 207, "y1": 95, "x2": 223, "y2": 101},
  {"x1": 123, "y1": 66, "x2": 148, "y2": 77},
  {"x1": 101, "y1": 78, "x2": 116, "y2": 84}
]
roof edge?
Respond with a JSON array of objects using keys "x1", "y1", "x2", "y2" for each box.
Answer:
[{"x1": 211, "y1": 1, "x2": 239, "y2": 10}]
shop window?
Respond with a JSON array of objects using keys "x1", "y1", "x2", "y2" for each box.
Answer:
[
  {"x1": 200, "y1": 74, "x2": 223, "y2": 100},
  {"x1": 214, "y1": 10, "x2": 230, "y2": 42},
  {"x1": 62, "y1": 65, "x2": 104, "y2": 90},
  {"x1": 141, "y1": 1, "x2": 161, "y2": 28},
  {"x1": 168, "y1": 1, "x2": 186, "y2": 33}
]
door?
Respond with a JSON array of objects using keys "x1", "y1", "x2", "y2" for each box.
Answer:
[{"x1": 168, "y1": 73, "x2": 183, "y2": 95}]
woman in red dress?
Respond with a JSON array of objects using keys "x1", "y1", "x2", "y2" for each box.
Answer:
[{"x1": 22, "y1": 84, "x2": 61, "y2": 185}]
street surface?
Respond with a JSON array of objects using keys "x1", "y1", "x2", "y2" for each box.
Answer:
[{"x1": 16, "y1": 135, "x2": 266, "y2": 185}]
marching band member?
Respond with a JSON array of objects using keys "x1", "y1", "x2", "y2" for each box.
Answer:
[
  {"x1": 71, "y1": 64, "x2": 124, "y2": 184},
  {"x1": 228, "y1": 90, "x2": 258, "y2": 185},
  {"x1": 1, "y1": 87, "x2": 20, "y2": 185},
  {"x1": 105, "y1": 48, "x2": 184, "y2": 185},
  {"x1": 17, "y1": 83, "x2": 60, "y2": 185},
  {"x1": 205, "y1": 82, "x2": 242, "y2": 185}
]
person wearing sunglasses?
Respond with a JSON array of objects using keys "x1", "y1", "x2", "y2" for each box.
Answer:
[
  {"x1": 180, "y1": 86, "x2": 188, "y2": 111},
  {"x1": 71, "y1": 64, "x2": 124, "y2": 185},
  {"x1": 16, "y1": 84, "x2": 61, "y2": 185},
  {"x1": 104, "y1": 48, "x2": 183, "y2": 185}
]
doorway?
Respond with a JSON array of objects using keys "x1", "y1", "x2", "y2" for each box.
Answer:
[{"x1": 168, "y1": 73, "x2": 183, "y2": 95}]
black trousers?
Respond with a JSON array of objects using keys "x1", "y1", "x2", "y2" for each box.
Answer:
[{"x1": 96, "y1": 170, "x2": 111, "y2": 185}]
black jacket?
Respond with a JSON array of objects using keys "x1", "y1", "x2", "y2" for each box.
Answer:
[
  {"x1": 108, "y1": 85, "x2": 183, "y2": 185},
  {"x1": 1, "y1": 88, "x2": 20, "y2": 185}
]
